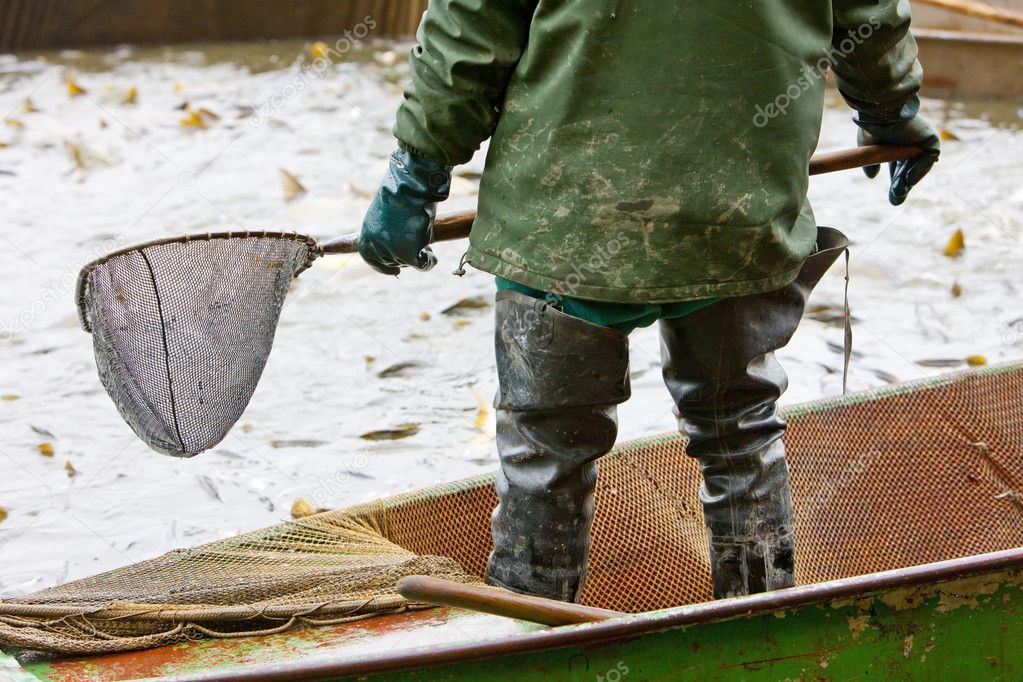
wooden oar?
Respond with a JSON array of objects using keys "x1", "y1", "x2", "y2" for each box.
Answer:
[
  {"x1": 322, "y1": 144, "x2": 922, "y2": 254},
  {"x1": 397, "y1": 576, "x2": 625, "y2": 626},
  {"x1": 914, "y1": 0, "x2": 1023, "y2": 29}
]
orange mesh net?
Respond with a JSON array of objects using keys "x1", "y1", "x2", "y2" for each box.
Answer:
[
  {"x1": 2, "y1": 362, "x2": 1022, "y2": 654},
  {"x1": 383, "y1": 361, "x2": 1023, "y2": 611}
]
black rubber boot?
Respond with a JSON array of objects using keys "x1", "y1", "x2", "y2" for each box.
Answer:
[
  {"x1": 485, "y1": 290, "x2": 631, "y2": 602},
  {"x1": 659, "y1": 227, "x2": 849, "y2": 599}
]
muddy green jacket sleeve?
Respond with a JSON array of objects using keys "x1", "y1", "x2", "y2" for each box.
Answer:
[
  {"x1": 830, "y1": 0, "x2": 923, "y2": 119},
  {"x1": 393, "y1": 0, "x2": 536, "y2": 166}
]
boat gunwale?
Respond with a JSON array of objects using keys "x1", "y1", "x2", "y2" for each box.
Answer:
[
  {"x1": 779, "y1": 358, "x2": 1023, "y2": 419},
  {"x1": 170, "y1": 545, "x2": 1023, "y2": 681},
  {"x1": 914, "y1": 26, "x2": 1023, "y2": 44}
]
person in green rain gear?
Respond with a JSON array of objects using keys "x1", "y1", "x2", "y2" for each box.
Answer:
[{"x1": 358, "y1": 0, "x2": 940, "y2": 602}]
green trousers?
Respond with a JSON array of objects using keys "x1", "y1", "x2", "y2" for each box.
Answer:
[{"x1": 495, "y1": 277, "x2": 717, "y2": 334}]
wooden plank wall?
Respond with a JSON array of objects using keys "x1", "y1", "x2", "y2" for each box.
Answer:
[
  {"x1": 914, "y1": 0, "x2": 1023, "y2": 34},
  {"x1": 1, "y1": 0, "x2": 431, "y2": 51},
  {"x1": 6, "y1": 0, "x2": 1023, "y2": 51}
]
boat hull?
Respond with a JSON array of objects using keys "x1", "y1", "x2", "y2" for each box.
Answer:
[
  {"x1": 7, "y1": 359, "x2": 1023, "y2": 679},
  {"x1": 8, "y1": 547, "x2": 1023, "y2": 681}
]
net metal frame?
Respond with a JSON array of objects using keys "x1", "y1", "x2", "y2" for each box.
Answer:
[
  {"x1": 75, "y1": 231, "x2": 326, "y2": 457},
  {"x1": 75, "y1": 231, "x2": 324, "y2": 332}
]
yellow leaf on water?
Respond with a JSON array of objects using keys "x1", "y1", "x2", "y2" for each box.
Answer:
[
  {"x1": 22, "y1": 98, "x2": 39, "y2": 113},
  {"x1": 360, "y1": 424, "x2": 419, "y2": 441},
  {"x1": 66, "y1": 78, "x2": 87, "y2": 97},
  {"x1": 442, "y1": 297, "x2": 490, "y2": 315},
  {"x1": 944, "y1": 229, "x2": 965, "y2": 258},
  {"x1": 1, "y1": 395, "x2": 18, "y2": 401},
  {"x1": 0, "y1": 506, "x2": 7, "y2": 523},
  {"x1": 279, "y1": 168, "x2": 307, "y2": 200},
  {"x1": 4, "y1": 118, "x2": 24, "y2": 129},
  {"x1": 291, "y1": 496, "x2": 316, "y2": 519},
  {"x1": 197, "y1": 107, "x2": 220, "y2": 122},
  {"x1": 173, "y1": 80, "x2": 185, "y2": 93},
  {"x1": 98, "y1": 118, "x2": 107, "y2": 128},
  {"x1": 453, "y1": 319, "x2": 471, "y2": 330},
  {"x1": 966, "y1": 355, "x2": 987, "y2": 367},
  {"x1": 122, "y1": 85, "x2": 137, "y2": 105},
  {"x1": 64, "y1": 461, "x2": 77, "y2": 478},
  {"x1": 364, "y1": 356, "x2": 376, "y2": 364},
  {"x1": 66, "y1": 141, "x2": 85, "y2": 170},
  {"x1": 951, "y1": 281, "x2": 962, "y2": 298},
  {"x1": 376, "y1": 51, "x2": 399, "y2": 67},
  {"x1": 179, "y1": 109, "x2": 208, "y2": 129},
  {"x1": 939, "y1": 127, "x2": 960, "y2": 141},
  {"x1": 419, "y1": 312, "x2": 431, "y2": 321},
  {"x1": 309, "y1": 41, "x2": 330, "y2": 60},
  {"x1": 377, "y1": 361, "x2": 422, "y2": 378},
  {"x1": 37, "y1": 443, "x2": 54, "y2": 457},
  {"x1": 474, "y1": 394, "x2": 490, "y2": 430}
]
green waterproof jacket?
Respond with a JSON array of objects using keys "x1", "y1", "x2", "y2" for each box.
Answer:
[{"x1": 394, "y1": 0, "x2": 923, "y2": 303}]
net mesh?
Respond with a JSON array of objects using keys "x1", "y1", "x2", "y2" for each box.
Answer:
[
  {"x1": 2, "y1": 362, "x2": 1022, "y2": 655},
  {"x1": 77, "y1": 233, "x2": 320, "y2": 457}
]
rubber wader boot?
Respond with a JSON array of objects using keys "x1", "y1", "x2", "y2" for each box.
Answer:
[
  {"x1": 485, "y1": 290, "x2": 631, "y2": 602},
  {"x1": 659, "y1": 227, "x2": 849, "y2": 599}
]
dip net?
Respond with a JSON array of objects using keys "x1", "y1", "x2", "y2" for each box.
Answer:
[
  {"x1": 2, "y1": 362, "x2": 1022, "y2": 655},
  {"x1": 75, "y1": 232, "x2": 323, "y2": 458}
]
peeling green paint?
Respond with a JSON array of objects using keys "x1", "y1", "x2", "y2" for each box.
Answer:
[
  {"x1": 846, "y1": 613, "x2": 872, "y2": 639},
  {"x1": 934, "y1": 576, "x2": 1001, "y2": 612},
  {"x1": 13, "y1": 565, "x2": 1023, "y2": 681}
]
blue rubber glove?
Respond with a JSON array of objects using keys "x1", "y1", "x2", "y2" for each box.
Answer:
[
  {"x1": 854, "y1": 95, "x2": 940, "y2": 206},
  {"x1": 358, "y1": 147, "x2": 452, "y2": 275}
]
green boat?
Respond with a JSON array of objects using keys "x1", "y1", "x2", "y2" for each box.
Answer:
[{"x1": 3, "y1": 362, "x2": 1023, "y2": 681}]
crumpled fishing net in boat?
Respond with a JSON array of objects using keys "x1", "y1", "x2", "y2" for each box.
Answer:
[
  {"x1": 2, "y1": 362, "x2": 1023, "y2": 655},
  {"x1": 0, "y1": 511, "x2": 481, "y2": 655}
]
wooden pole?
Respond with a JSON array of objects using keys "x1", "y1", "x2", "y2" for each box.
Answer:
[
  {"x1": 914, "y1": 0, "x2": 1023, "y2": 29},
  {"x1": 397, "y1": 576, "x2": 625, "y2": 626}
]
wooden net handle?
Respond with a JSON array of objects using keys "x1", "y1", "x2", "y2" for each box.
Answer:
[{"x1": 397, "y1": 575, "x2": 624, "y2": 626}]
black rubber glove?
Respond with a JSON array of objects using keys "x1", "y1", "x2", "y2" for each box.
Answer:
[
  {"x1": 358, "y1": 147, "x2": 452, "y2": 275},
  {"x1": 854, "y1": 95, "x2": 940, "y2": 206}
]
